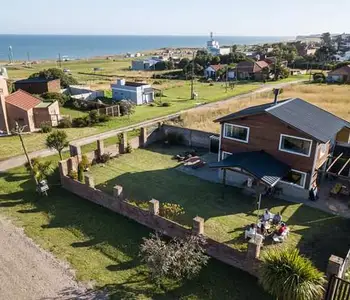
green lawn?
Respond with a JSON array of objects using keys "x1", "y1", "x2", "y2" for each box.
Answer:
[
  {"x1": 0, "y1": 81, "x2": 259, "y2": 160},
  {"x1": 90, "y1": 145, "x2": 350, "y2": 271},
  {"x1": 0, "y1": 159, "x2": 271, "y2": 299}
]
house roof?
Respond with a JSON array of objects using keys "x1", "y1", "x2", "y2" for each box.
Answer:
[
  {"x1": 15, "y1": 78, "x2": 58, "y2": 84},
  {"x1": 328, "y1": 65, "x2": 350, "y2": 76},
  {"x1": 255, "y1": 61, "x2": 269, "y2": 69},
  {"x1": 215, "y1": 98, "x2": 350, "y2": 143},
  {"x1": 35, "y1": 101, "x2": 52, "y2": 108},
  {"x1": 5, "y1": 90, "x2": 42, "y2": 111},
  {"x1": 209, "y1": 151, "x2": 290, "y2": 187},
  {"x1": 236, "y1": 61, "x2": 268, "y2": 73},
  {"x1": 208, "y1": 64, "x2": 226, "y2": 72}
]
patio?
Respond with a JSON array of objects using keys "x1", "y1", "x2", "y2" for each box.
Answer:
[{"x1": 90, "y1": 144, "x2": 350, "y2": 270}]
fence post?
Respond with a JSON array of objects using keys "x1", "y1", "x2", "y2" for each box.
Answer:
[
  {"x1": 327, "y1": 255, "x2": 344, "y2": 279},
  {"x1": 69, "y1": 144, "x2": 81, "y2": 158},
  {"x1": 139, "y1": 127, "x2": 147, "y2": 147},
  {"x1": 84, "y1": 174, "x2": 95, "y2": 188},
  {"x1": 192, "y1": 216, "x2": 204, "y2": 235},
  {"x1": 246, "y1": 236, "x2": 263, "y2": 259},
  {"x1": 97, "y1": 139, "x2": 105, "y2": 157},
  {"x1": 113, "y1": 185, "x2": 123, "y2": 200},
  {"x1": 119, "y1": 132, "x2": 128, "y2": 153},
  {"x1": 149, "y1": 199, "x2": 159, "y2": 215}
]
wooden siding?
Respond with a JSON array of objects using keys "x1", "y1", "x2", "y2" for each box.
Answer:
[{"x1": 220, "y1": 113, "x2": 322, "y2": 188}]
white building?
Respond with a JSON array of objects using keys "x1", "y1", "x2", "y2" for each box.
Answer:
[
  {"x1": 206, "y1": 32, "x2": 231, "y2": 56},
  {"x1": 111, "y1": 79, "x2": 154, "y2": 105},
  {"x1": 131, "y1": 58, "x2": 161, "y2": 71}
]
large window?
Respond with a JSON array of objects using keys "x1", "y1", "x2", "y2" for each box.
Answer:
[
  {"x1": 279, "y1": 134, "x2": 312, "y2": 157},
  {"x1": 281, "y1": 169, "x2": 307, "y2": 188},
  {"x1": 223, "y1": 123, "x2": 249, "y2": 143}
]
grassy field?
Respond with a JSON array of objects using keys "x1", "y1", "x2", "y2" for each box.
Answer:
[
  {"x1": 89, "y1": 145, "x2": 350, "y2": 271},
  {"x1": 0, "y1": 159, "x2": 271, "y2": 300},
  {"x1": 0, "y1": 81, "x2": 259, "y2": 160},
  {"x1": 178, "y1": 83, "x2": 350, "y2": 133}
]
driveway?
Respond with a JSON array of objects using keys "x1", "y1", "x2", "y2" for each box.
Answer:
[{"x1": 0, "y1": 216, "x2": 106, "y2": 300}]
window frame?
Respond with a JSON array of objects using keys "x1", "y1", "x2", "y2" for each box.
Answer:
[
  {"x1": 278, "y1": 134, "x2": 313, "y2": 157},
  {"x1": 280, "y1": 169, "x2": 307, "y2": 189},
  {"x1": 223, "y1": 123, "x2": 250, "y2": 144},
  {"x1": 221, "y1": 151, "x2": 232, "y2": 160}
]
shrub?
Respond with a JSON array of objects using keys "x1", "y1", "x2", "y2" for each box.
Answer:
[
  {"x1": 88, "y1": 110, "x2": 99, "y2": 125},
  {"x1": 68, "y1": 170, "x2": 78, "y2": 180},
  {"x1": 41, "y1": 92, "x2": 69, "y2": 106},
  {"x1": 154, "y1": 91, "x2": 163, "y2": 97},
  {"x1": 259, "y1": 248, "x2": 326, "y2": 300},
  {"x1": 149, "y1": 103, "x2": 156, "y2": 107},
  {"x1": 98, "y1": 114, "x2": 110, "y2": 123},
  {"x1": 40, "y1": 122, "x2": 52, "y2": 133},
  {"x1": 165, "y1": 132, "x2": 184, "y2": 145},
  {"x1": 96, "y1": 153, "x2": 112, "y2": 164},
  {"x1": 57, "y1": 117, "x2": 72, "y2": 128},
  {"x1": 209, "y1": 83, "x2": 214, "y2": 86},
  {"x1": 159, "y1": 203, "x2": 185, "y2": 221},
  {"x1": 161, "y1": 102, "x2": 171, "y2": 107},
  {"x1": 313, "y1": 72, "x2": 326, "y2": 83},
  {"x1": 78, "y1": 162, "x2": 84, "y2": 182},
  {"x1": 140, "y1": 233, "x2": 209, "y2": 281},
  {"x1": 29, "y1": 68, "x2": 78, "y2": 88},
  {"x1": 125, "y1": 142, "x2": 133, "y2": 153},
  {"x1": 80, "y1": 154, "x2": 90, "y2": 171},
  {"x1": 119, "y1": 99, "x2": 136, "y2": 117},
  {"x1": 153, "y1": 80, "x2": 162, "y2": 85},
  {"x1": 72, "y1": 116, "x2": 89, "y2": 128}
]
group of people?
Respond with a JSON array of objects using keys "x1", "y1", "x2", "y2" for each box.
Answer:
[{"x1": 245, "y1": 209, "x2": 288, "y2": 241}]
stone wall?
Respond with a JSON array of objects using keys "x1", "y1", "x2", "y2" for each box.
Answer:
[
  {"x1": 59, "y1": 159, "x2": 261, "y2": 277},
  {"x1": 162, "y1": 125, "x2": 218, "y2": 150}
]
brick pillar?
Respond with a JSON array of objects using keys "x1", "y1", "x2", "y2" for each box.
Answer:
[
  {"x1": 69, "y1": 144, "x2": 81, "y2": 158},
  {"x1": 113, "y1": 185, "x2": 123, "y2": 200},
  {"x1": 97, "y1": 139, "x2": 105, "y2": 157},
  {"x1": 149, "y1": 199, "x2": 159, "y2": 215},
  {"x1": 58, "y1": 160, "x2": 68, "y2": 177},
  {"x1": 246, "y1": 237, "x2": 263, "y2": 259},
  {"x1": 192, "y1": 216, "x2": 204, "y2": 235},
  {"x1": 139, "y1": 127, "x2": 147, "y2": 147},
  {"x1": 327, "y1": 255, "x2": 344, "y2": 278},
  {"x1": 84, "y1": 174, "x2": 95, "y2": 188},
  {"x1": 118, "y1": 132, "x2": 128, "y2": 154}
]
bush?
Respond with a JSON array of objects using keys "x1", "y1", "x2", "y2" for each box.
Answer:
[
  {"x1": 125, "y1": 142, "x2": 133, "y2": 153},
  {"x1": 154, "y1": 91, "x2": 163, "y2": 97},
  {"x1": 80, "y1": 154, "x2": 90, "y2": 171},
  {"x1": 96, "y1": 153, "x2": 112, "y2": 164},
  {"x1": 72, "y1": 116, "x2": 89, "y2": 128},
  {"x1": 40, "y1": 122, "x2": 52, "y2": 133},
  {"x1": 161, "y1": 102, "x2": 171, "y2": 107},
  {"x1": 57, "y1": 117, "x2": 72, "y2": 128},
  {"x1": 119, "y1": 99, "x2": 136, "y2": 117},
  {"x1": 165, "y1": 132, "x2": 184, "y2": 145},
  {"x1": 98, "y1": 114, "x2": 110, "y2": 123},
  {"x1": 29, "y1": 68, "x2": 78, "y2": 88},
  {"x1": 88, "y1": 110, "x2": 99, "y2": 125},
  {"x1": 313, "y1": 72, "x2": 326, "y2": 83},
  {"x1": 78, "y1": 162, "x2": 84, "y2": 182},
  {"x1": 159, "y1": 203, "x2": 185, "y2": 221},
  {"x1": 41, "y1": 92, "x2": 69, "y2": 106},
  {"x1": 153, "y1": 80, "x2": 162, "y2": 85},
  {"x1": 68, "y1": 170, "x2": 78, "y2": 180}
]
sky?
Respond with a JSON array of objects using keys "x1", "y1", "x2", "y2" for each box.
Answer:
[{"x1": 1, "y1": 0, "x2": 350, "y2": 36}]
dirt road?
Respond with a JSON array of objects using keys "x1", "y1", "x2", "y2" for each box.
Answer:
[{"x1": 0, "y1": 216, "x2": 105, "y2": 300}]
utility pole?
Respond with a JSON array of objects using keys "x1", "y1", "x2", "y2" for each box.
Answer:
[
  {"x1": 225, "y1": 67, "x2": 228, "y2": 92},
  {"x1": 58, "y1": 53, "x2": 62, "y2": 68},
  {"x1": 12, "y1": 122, "x2": 38, "y2": 186},
  {"x1": 190, "y1": 50, "x2": 196, "y2": 100}
]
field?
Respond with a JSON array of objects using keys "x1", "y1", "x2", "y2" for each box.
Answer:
[
  {"x1": 0, "y1": 158, "x2": 272, "y2": 300},
  {"x1": 89, "y1": 145, "x2": 350, "y2": 271},
  {"x1": 177, "y1": 83, "x2": 350, "y2": 133}
]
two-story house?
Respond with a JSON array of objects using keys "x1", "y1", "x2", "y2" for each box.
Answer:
[
  {"x1": 111, "y1": 79, "x2": 154, "y2": 105},
  {"x1": 211, "y1": 97, "x2": 350, "y2": 199}
]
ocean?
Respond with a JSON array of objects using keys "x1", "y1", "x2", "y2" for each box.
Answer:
[{"x1": 0, "y1": 35, "x2": 293, "y2": 61}]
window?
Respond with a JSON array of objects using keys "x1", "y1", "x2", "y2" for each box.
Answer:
[
  {"x1": 279, "y1": 134, "x2": 312, "y2": 157},
  {"x1": 281, "y1": 169, "x2": 307, "y2": 188},
  {"x1": 223, "y1": 123, "x2": 249, "y2": 143},
  {"x1": 221, "y1": 151, "x2": 232, "y2": 160},
  {"x1": 319, "y1": 143, "x2": 327, "y2": 158}
]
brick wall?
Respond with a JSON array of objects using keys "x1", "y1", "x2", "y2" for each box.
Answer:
[{"x1": 59, "y1": 159, "x2": 261, "y2": 277}]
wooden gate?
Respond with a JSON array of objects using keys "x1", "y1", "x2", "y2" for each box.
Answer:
[{"x1": 326, "y1": 276, "x2": 350, "y2": 300}]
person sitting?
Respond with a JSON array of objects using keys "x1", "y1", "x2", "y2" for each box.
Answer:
[
  {"x1": 272, "y1": 212, "x2": 282, "y2": 225},
  {"x1": 262, "y1": 209, "x2": 272, "y2": 222},
  {"x1": 277, "y1": 223, "x2": 287, "y2": 236},
  {"x1": 245, "y1": 223, "x2": 256, "y2": 239}
]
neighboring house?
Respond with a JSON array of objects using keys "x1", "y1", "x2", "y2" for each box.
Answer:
[
  {"x1": 327, "y1": 65, "x2": 350, "y2": 83},
  {"x1": 131, "y1": 58, "x2": 161, "y2": 71},
  {"x1": 62, "y1": 85, "x2": 104, "y2": 101},
  {"x1": 236, "y1": 60, "x2": 270, "y2": 81},
  {"x1": 264, "y1": 57, "x2": 288, "y2": 67},
  {"x1": 1, "y1": 90, "x2": 61, "y2": 133},
  {"x1": 211, "y1": 97, "x2": 350, "y2": 200},
  {"x1": 14, "y1": 78, "x2": 61, "y2": 94},
  {"x1": 204, "y1": 65, "x2": 226, "y2": 79},
  {"x1": 111, "y1": 79, "x2": 154, "y2": 105}
]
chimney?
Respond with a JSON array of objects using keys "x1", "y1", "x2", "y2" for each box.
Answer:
[{"x1": 273, "y1": 88, "x2": 280, "y2": 105}]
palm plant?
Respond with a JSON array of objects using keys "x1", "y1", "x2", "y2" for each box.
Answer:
[
  {"x1": 259, "y1": 248, "x2": 326, "y2": 300},
  {"x1": 32, "y1": 160, "x2": 54, "y2": 182}
]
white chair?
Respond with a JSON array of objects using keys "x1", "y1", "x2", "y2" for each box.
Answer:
[
  {"x1": 245, "y1": 229, "x2": 264, "y2": 240},
  {"x1": 272, "y1": 228, "x2": 290, "y2": 243}
]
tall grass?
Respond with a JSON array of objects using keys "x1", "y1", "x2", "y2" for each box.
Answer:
[{"x1": 177, "y1": 84, "x2": 350, "y2": 133}]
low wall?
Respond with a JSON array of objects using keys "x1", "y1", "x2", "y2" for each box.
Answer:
[
  {"x1": 162, "y1": 125, "x2": 218, "y2": 150},
  {"x1": 59, "y1": 159, "x2": 261, "y2": 277}
]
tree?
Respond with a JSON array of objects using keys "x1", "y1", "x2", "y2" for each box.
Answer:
[
  {"x1": 41, "y1": 92, "x2": 69, "y2": 106},
  {"x1": 119, "y1": 99, "x2": 135, "y2": 117},
  {"x1": 259, "y1": 248, "x2": 326, "y2": 300},
  {"x1": 178, "y1": 58, "x2": 190, "y2": 69},
  {"x1": 33, "y1": 160, "x2": 54, "y2": 182},
  {"x1": 46, "y1": 130, "x2": 69, "y2": 160},
  {"x1": 321, "y1": 32, "x2": 332, "y2": 47},
  {"x1": 210, "y1": 56, "x2": 220, "y2": 65},
  {"x1": 29, "y1": 68, "x2": 78, "y2": 88},
  {"x1": 140, "y1": 233, "x2": 209, "y2": 282}
]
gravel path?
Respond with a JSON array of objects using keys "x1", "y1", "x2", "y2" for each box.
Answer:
[{"x1": 0, "y1": 216, "x2": 106, "y2": 300}]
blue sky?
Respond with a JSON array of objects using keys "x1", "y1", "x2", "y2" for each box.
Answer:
[{"x1": 1, "y1": 0, "x2": 349, "y2": 36}]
